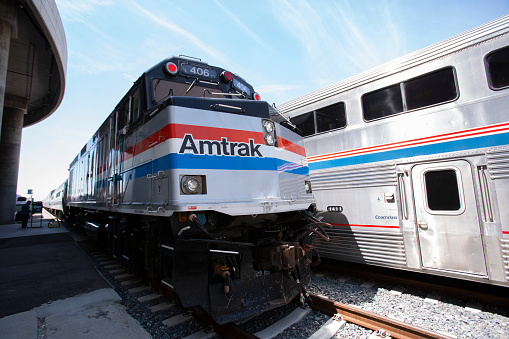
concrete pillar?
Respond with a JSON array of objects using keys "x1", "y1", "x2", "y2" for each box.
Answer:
[
  {"x1": 0, "y1": 97, "x2": 26, "y2": 225},
  {"x1": 0, "y1": 19, "x2": 12, "y2": 140}
]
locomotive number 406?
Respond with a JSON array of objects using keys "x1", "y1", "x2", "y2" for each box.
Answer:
[{"x1": 181, "y1": 64, "x2": 218, "y2": 80}]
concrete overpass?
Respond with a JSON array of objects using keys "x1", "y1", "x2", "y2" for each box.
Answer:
[{"x1": 0, "y1": 0, "x2": 67, "y2": 224}]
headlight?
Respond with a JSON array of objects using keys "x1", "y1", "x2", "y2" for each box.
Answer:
[
  {"x1": 262, "y1": 119, "x2": 277, "y2": 146},
  {"x1": 180, "y1": 175, "x2": 206, "y2": 194},
  {"x1": 263, "y1": 120, "x2": 275, "y2": 133},
  {"x1": 185, "y1": 178, "x2": 200, "y2": 192},
  {"x1": 265, "y1": 134, "x2": 275, "y2": 146}
]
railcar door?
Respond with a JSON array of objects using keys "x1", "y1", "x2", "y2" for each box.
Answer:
[{"x1": 411, "y1": 160, "x2": 487, "y2": 276}]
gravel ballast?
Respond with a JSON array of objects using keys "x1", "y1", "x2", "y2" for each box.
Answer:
[
  {"x1": 85, "y1": 243, "x2": 509, "y2": 338},
  {"x1": 307, "y1": 271, "x2": 509, "y2": 338}
]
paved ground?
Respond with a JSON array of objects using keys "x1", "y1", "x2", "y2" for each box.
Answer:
[
  {"x1": 0, "y1": 211, "x2": 151, "y2": 338},
  {"x1": 0, "y1": 231, "x2": 110, "y2": 318}
]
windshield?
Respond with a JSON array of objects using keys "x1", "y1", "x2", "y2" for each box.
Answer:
[{"x1": 152, "y1": 79, "x2": 224, "y2": 102}]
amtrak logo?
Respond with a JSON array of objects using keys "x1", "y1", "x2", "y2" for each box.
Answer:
[{"x1": 179, "y1": 134, "x2": 263, "y2": 157}]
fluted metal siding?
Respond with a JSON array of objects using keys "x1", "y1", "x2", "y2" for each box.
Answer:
[
  {"x1": 313, "y1": 228, "x2": 406, "y2": 267},
  {"x1": 311, "y1": 163, "x2": 397, "y2": 190},
  {"x1": 501, "y1": 239, "x2": 509, "y2": 282},
  {"x1": 487, "y1": 148, "x2": 509, "y2": 180}
]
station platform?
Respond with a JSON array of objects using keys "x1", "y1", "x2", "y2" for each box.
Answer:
[{"x1": 0, "y1": 210, "x2": 151, "y2": 338}]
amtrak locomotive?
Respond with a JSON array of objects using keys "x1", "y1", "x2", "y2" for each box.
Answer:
[{"x1": 45, "y1": 56, "x2": 325, "y2": 323}]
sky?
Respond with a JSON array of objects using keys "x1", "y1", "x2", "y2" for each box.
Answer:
[{"x1": 17, "y1": 0, "x2": 509, "y2": 200}]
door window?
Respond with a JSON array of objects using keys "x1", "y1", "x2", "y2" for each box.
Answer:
[{"x1": 423, "y1": 168, "x2": 464, "y2": 214}]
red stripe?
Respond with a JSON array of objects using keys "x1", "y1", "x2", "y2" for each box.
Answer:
[
  {"x1": 331, "y1": 223, "x2": 400, "y2": 229},
  {"x1": 308, "y1": 122, "x2": 509, "y2": 163},
  {"x1": 123, "y1": 124, "x2": 265, "y2": 161},
  {"x1": 123, "y1": 123, "x2": 306, "y2": 161},
  {"x1": 172, "y1": 124, "x2": 265, "y2": 143},
  {"x1": 503, "y1": 231, "x2": 509, "y2": 235},
  {"x1": 278, "y1": 136, "x2": 307, "y2": 157}
]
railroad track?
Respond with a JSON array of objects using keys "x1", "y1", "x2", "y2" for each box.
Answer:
[
  {"x1": 308, "y1": 294, "x2": 455, "y2": 339},
  {"x1": 87, "y1": 248, "x2": 456, "y2": 339},
  {"x1": 316, "y1": 259, "x2": 509, "y2": 310}
]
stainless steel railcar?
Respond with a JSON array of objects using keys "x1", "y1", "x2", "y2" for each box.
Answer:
[
  {"x1": 278, "y1": 16, "x2": 509, "y2": 287},
  {"x1": 52, "y1": 56, "x2": 322, "y2": 323},
  {"x1": 43, "y1": 180, "x2": 67, "y2": 219}
]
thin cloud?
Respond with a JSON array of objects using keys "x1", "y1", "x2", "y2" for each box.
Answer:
[
  {"x1": 256, "y1": 83, "x2": 304, "y2": 105},
  {"x1": 55, "y1": 0, "x2": 114, "y2": 22},
  {"x1": 270, "y1": 0, "x2": 344, "y2": 82},
  {"x1": 213, "y1": 0, "x2": 274, "y2": 52},
  {"x1": 268, "y1": 0, "x2": 408, "y2": 93},
  {"x1": 257, "y1": 83, "x2": 301, "y2": 94},
  {"x1": 70, "y1": 51, "x2": 119, "y2": 74},
  {"x1": 331, "y1": 1, "x2": 406, "y2": 71},
  {"x1": 129, "y1": 1, "x2": 232, "y2": 66}
]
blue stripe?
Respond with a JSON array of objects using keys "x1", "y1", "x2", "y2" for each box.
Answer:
[
  {"x1": 309, "y1": 132, "x2": 509, "y2": 171},
  {"x1": 115, "y1": 154, "x2": 309, "y2": 181},
  {"x1": 285, "y1": 166, "x2": 310, "y2": 176},
  {"x1": 153, "y1": 153, "x2": 278, "y2": 173},
  {"x1": 276, "y1": 159, "x2": 310, "y2": 176},
  {"x1": 122, "y1": 162, "x2": 152, "y2": 179}
]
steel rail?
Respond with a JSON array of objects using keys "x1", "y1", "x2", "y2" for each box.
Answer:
[{"x1": 309, "y1": 294, "x2": 455, "y2": 339}]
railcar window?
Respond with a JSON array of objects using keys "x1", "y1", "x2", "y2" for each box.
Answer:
[
  {"x1": 404, "y1": 68, "x2": 457, "y2": 110},
  {"x1": 362, "y1": 84, "x2": 403, "y2": 121},
  {"x1": 290, "y1": 112, "x2": 315, "y2": 136},
  {"x1": 486, "y1": 46, "x2": 509, "y2": 89},
  {"x1": 316, "y1": 102, "x2": 346, "y2": 133},
  {"x1": 424, "y1": 170, "x2": 461, "y2": 211}
]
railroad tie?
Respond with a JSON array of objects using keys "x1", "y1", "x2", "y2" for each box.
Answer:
[
  {"x1": 182, "y1": 328, "x2": 216, "y2": 339},
  {"x1": 121, "y1": 279, "x2": 141, "y2": 286},
  {"x1": 254, "y1": 306, "x2": 311, "y2": 339},
  {"x1": 103, "y1": 264, "x2": 122, "y2": 269},
  {"x1": 308, "y1": 314, "x2": 346, "y2": 339},
  {"x1": 127, "y1": 285, "x2": 151, "y2": 294},
  {"x1": 162, "y1": 312, "x2": 193, "y2": 327},
  {"x1": 465, "y1": 301, "x2": 482, "y2": 313},
  {"x1": 114, "y1": 273, "x2": 135, "y2": 280},
  {"x1": 424, "y1": 292, "x2": 441, "y2": 304},
  {"x1": 137, "y1": 293, "x2": 161, "y2": 303},
  {"x1": 149, "y1": 302, "x2": 175, "y2": 313}
]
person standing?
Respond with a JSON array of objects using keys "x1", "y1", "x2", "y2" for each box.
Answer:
[{"x1": 21, "y1": 200, "x2": 31, "y2": 228}]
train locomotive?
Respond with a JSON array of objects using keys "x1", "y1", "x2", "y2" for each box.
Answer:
[{"x1": 45, "y1": 56, "x2": 327, "y2": 323}]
